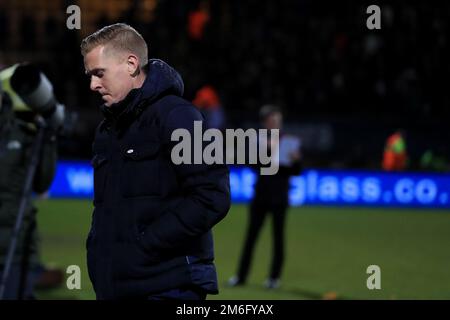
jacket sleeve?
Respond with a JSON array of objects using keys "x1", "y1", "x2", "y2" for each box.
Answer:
[
  {"x1": 141, "y1": 103, "x2": 231, "y2": 251},
  {"x1": 279, "y1": 143, "x2": 303, "y2": 176},
  {"x1": 32, "y1": 130, "x2": 57, "y2": 194}
]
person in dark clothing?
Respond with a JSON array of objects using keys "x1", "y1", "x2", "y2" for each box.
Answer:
[
  {"x1": 81, "y1": 23, "x2": 230, "y2": 300},
  {"x1": 228, "y1": 105, "x2": 302, "y2": 289},
  {"x1": 0, "y1": 65, "x2": 59, "y2": 299}
]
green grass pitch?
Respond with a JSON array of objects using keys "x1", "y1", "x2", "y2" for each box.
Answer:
[{"x1": 34, "y1": 199, "x2": 450, "y2": 300}]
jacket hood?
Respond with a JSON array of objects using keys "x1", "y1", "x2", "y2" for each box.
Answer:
[
  {"x1": 141, "y1": 59, "x2": 184, "y2": 101},
  {"x1": 101, "y1": 59, "x2": 184, "y2": 122}
]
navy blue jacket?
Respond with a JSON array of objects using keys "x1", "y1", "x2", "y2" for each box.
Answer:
[{"x1": 87, "y1": 59, "x2": 230, "y2": 299}]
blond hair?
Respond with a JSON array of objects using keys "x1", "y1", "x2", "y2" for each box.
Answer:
[{"x1": 81, "y1": 23, "x2": 148, "y2": 68}]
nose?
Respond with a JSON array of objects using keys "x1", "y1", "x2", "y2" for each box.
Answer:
[{"x1": 90, "y1": 76, "x2": 102, "y2": 92}]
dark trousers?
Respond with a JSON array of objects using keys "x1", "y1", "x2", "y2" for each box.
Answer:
[
  {"x1": 237, "y1": 201, "x2": 288, "y2": 281},
  {"x1": 147, "y1": 285, "x2": 207, "y2": 300}
]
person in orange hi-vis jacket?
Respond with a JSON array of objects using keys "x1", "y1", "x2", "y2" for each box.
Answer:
[{"x1": 382, "y1": 130, "x2": 408, "y2": 171}]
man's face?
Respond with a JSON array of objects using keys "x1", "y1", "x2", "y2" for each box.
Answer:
[{"x1": 84, "y1": 45, "x2": 134, "y2": 107}]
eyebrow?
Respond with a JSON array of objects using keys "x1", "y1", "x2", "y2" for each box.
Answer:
[{"x1": 85, "y1": 68, "x2": 105, "y2": 76}]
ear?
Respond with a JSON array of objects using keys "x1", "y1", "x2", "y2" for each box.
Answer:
[{"x1": 127, "y1": 54, "x2": 140, "y2": 76}]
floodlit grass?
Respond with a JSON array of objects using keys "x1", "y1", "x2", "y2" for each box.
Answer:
[{"x1": 34, "y1": 200, "x2": 450, "y2": 300}]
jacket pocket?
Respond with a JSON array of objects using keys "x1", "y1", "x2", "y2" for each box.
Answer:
[
  {"x1": 133, "y1": 223, "x2": 160, "y2": 260},
  {"x1": 120, "y1": 142, "x2": 161, "y2": 198},
  {"x1": 91, "y1": 154, "x2": 108, "y2": 203}
]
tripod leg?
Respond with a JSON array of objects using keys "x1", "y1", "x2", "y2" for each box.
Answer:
[
  {"x1": 0, "y1": 126, "x2": 45, "y2": 299},
  {"x1": 18, "y1": 218, "x2": 36, "y2": 299}
]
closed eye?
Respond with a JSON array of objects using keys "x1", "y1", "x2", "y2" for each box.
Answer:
[{"x1": 86, "y1": 68, "x2": 105, "y2": 78}]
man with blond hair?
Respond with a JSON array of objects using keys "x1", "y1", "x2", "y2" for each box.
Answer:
[{"x1": 81, "y1": 23, "x2": 230, "y2": 300}]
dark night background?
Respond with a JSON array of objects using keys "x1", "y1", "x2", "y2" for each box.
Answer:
[{"x1": 1, "y1": 0, "x2": 449, "y2": 170}]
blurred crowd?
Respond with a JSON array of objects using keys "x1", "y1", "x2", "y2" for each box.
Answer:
[{"x1": 0, "y1": 0, "x2": 448, "y2": 168}]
